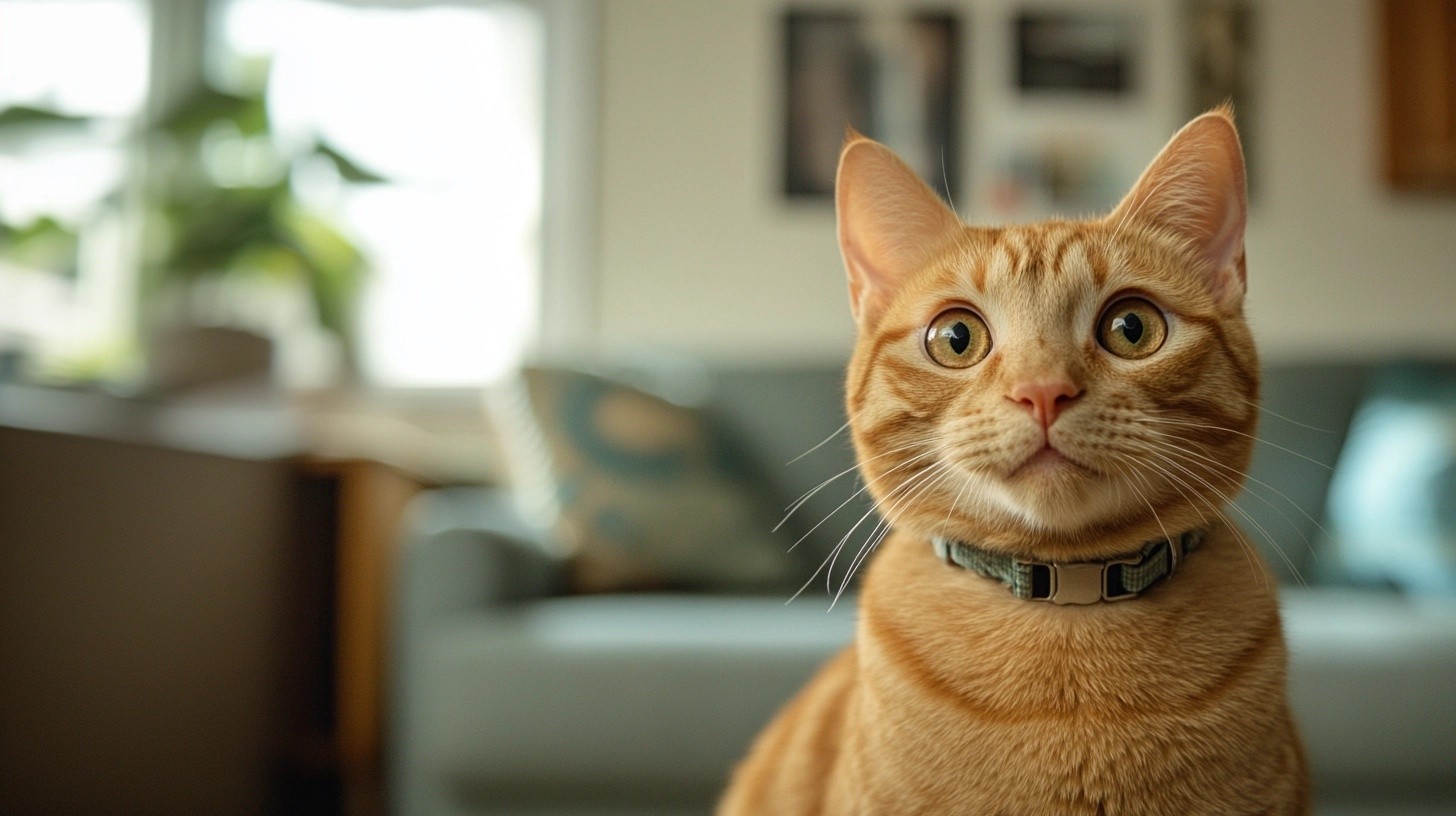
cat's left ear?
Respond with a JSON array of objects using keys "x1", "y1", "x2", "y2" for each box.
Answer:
[{"x1": 1108, "y1": 108, "x2": 1249, "y2": 312}]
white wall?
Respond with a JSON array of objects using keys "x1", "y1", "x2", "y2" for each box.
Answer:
[{"x1": 595, "y1": 0, "x2": 1456, "y2": 364}]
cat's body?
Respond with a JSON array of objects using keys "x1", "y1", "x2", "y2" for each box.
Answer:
[
  {"x1": 719, "y1": 111, "x2": 1309, "y2": 815},
  {"x1": 721, "y1": 524, "x2": 1306, "y2": 815}
]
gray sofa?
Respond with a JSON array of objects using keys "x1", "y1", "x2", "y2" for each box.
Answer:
[{"x1": 391, "y1": 362, "x2": 1456, "y2": 816}]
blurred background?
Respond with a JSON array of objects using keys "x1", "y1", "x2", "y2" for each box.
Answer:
[{"x1": 1, "y1": 0, "x2": 1454, "y2": 815}]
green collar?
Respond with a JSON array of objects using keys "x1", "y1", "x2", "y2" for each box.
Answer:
[{"x1": 931, "y1": 529, "x2": 1205, "y2": 605}]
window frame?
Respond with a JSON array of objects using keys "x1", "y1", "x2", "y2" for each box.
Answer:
[{"x1": 151, "y1": 0, "x2": 600, "y2": 391}]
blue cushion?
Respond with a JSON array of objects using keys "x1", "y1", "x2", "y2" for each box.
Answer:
[{"x1": 1325, "y1": 363, "x2": 1456, "y2": 594}]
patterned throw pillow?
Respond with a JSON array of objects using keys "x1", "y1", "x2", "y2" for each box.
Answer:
[
  {"x1": 490, "y1": 366, "x2": 797, "y2": 593},
  {"x1": 1325, "y1": 363, "x2": 1456, "y2": 594}
]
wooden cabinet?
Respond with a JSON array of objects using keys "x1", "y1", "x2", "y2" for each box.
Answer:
[
  {"x1": 1382, "y1": 0, "x2": 1456, "y2": 191},
  {"x1": 0, "y1": 386, "x2": 436, "y2": 816}
]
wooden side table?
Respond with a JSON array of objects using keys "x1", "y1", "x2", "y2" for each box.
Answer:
[{"x1": 299, "y1": 457, "x2": 423, "y2": 816}]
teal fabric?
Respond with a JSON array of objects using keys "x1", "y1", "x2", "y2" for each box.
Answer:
[
  {"x1": 934, "y1": 530, "x2": 1202, "y2": 602},
  {"x1": 1326, "y1": 362, "x2": 1456, "y2": 594},
  {"x1": 935, "y1": 540, "x2": 1038, "y2": 598},
  {"x1": 504, "y1": 367, "x2": 796, "y2": 592}
]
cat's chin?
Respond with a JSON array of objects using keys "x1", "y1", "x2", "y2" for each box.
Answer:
[{"x1": 986, "y1": 459, "x2": 1131, "y2": 534}]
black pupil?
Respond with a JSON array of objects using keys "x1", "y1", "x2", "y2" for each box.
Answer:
[
  {"x1": 947, "y1": 322, "x2": 971, "y2": 354},
  {"x1": 1118, "y1": 313, "x2": 1144, "y2": 344}
]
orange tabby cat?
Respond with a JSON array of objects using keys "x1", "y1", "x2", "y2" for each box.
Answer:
[{"x1": 719, "y1": 109, "x2": 1309, "y2": 815}]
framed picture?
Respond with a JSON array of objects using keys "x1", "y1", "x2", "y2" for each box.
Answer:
[
  {"x1": 1016, "y1": 12, "x2": 1136, "y2": 94},
  {"x1": 782, "y1": 10, "x2": 961, "y2": 201},
  {"x1": 1186, "y1": 0, "x2": 1256, "y2": 190}
]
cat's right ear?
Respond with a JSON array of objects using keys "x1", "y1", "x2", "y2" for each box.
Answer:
[
  {"x1": 1107, "y1": 108, "x2": 1249, "y2": 313},
  {"x1": 836, "y1": 132, "x2": 962, "y2": 327}
]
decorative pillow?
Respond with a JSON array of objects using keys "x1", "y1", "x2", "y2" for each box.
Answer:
[
  {"x1": 1324, "y1": 363, "x2": 1456, "y2": 594},
  {"x1": 489, "y1": 366, "x2": 797, "y2": 593}
]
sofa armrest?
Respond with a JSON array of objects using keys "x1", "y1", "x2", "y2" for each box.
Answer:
[
  {"x1": 391, "y1": 487, "x2": 564, "y2": 816},
  {"x1": 397, "y1": 487, "x2": 564, "y2": 625}
]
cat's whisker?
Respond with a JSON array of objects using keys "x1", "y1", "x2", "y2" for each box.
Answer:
[
  {"x1": 868, "y1": 463, "x2": 962, "y2": 560},
  {"x1": 1128, "y1": 452, "x2": 1271, "y2": 585},
  {"x1": 836, "y1": 520, "x2": 896, "y2": 610},
  {"x1": 940, "y1": 144, "x2": 958, "y2": 217},
  {"x1": 778, "y1": 438, "x2": 931, "y2": 531},
  {"x1": 782, "y1": 444, "x2": 941, "y2": 546},
  {"x1": 1135, "y1": 427, "x2": 1326, "y2": 563},
  {"x1": 943, "y1": 460, "x2": 975, "y2": 531},
  {"x1": 1148, "y1": 439, "x2": 1310, "y2": 542},
  {"x1": 786, "y1": 419, "x2": 851, "y2": 466},
  {"x1": 1130, "y1": 447, "x2": 1266, "y2": 588},
  {"x1": 1141, "y1": 448, "x2": 1304, "y2": 586},
  {"x1": 1140, "y1": 414, "x2": 1334, "y2": 471},
  {"x1": 782, "y1": 437, "x2": 929, "y2": 514},
  {"x1": 787, "y1": 452, "x2": 947, "y2": 601},
  {"x1": 1123, "y1": 450, "x2": 1210, "y2": 532},
  {"x1": 834, "y1": 461, "x2": 962, "y2": 608},
  {"x1": 1238, "y1": 397, "x2": 1337, "y2": 435},
  {"x1": 1119, "y1": 465, "x2": 1173, "y2": 552},
  {"x1": 790, "y1": 457, "x2": 950, "y2": 606}
]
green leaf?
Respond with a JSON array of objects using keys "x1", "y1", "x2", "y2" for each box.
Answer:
[
  {"x1": 313, "y1": 140, "x2": 389, "y2": 183},
  {"x1": 156, "y1": 86, "x2": 269, "y2": 140},
  {"x1": 152, "y1": 182, "x2": 290, "y2": 279},
  {"x1": 278, "y1": 205, "x2": 366, "y2": 337},
  {"x1": 0, "y1": 105, "x2": 93, "y2": 131},
  {"x1": 0, "y1": 215, "x2": 80, "y2": 278}
]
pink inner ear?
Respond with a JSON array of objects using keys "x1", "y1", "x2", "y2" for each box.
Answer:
[
  {"x1": 1110, "y1": 112, "x2": 1249, "y2": 309},
  {"x1": 842, "y1": 243, "x2": 878, "y2": 322},
  {"x1": 836, "y1": 137, "x2": 962, "y2": 326},
  {"x1": 1205, "y1": 190, "x2": 1247, "y2": 302}
]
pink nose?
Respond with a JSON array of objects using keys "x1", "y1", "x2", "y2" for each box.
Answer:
[{"x1": 1009, "y1": 380, "x2": 1082, "y2": 430}]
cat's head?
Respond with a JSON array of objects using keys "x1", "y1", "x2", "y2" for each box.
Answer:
[{"x1": 839, "y1": 110, "x2": 1258, "y2": 559}]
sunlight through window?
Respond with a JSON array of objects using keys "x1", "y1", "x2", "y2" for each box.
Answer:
[
  {"x1": 0, "y1": 0, "x2": 149, "y2": 368},
  {"x1": 219, "y1": 0, "x2": 544, "y2": 386}
]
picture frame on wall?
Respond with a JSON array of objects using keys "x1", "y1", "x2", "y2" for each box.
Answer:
[
  {"x1": 984, "y1": 9, "x2": 1146, "y2": 221},
  {"x1": 782, "y1": 10, "x2": 961, "y2": 201},
  {"x1": 1016, "y1": 11, "x2": 1137, "y2": 94},
  {"x1": 1186, "y1": 0, "x2": 1256, "y2": 191}
]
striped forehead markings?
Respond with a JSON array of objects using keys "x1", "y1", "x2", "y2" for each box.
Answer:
[
  {"x1": 980, "y1": 225, "x2": 1075, "y2": 287},
  {"x1": 959, "y1": 223, "x2": 1116, "y2": 295}
]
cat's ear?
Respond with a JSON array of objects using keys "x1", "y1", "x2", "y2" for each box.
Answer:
[
  {"x1": 836, "y1": 131, "x2": 962, "y2": 326},
  {"x1": 1108, "y1": 108, "x2": 1249, "y2": 312}
]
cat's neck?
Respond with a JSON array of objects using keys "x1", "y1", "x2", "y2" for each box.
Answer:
[
  {"x1": 858, "y1": 520, "x2": 1282, "y2": 630},
  {"x1": 919, "y1": 503, "x2": 1215, "y2": 566},
  {"x1": 930, "y1": 527, "x2": 1204, "y2": 605}
]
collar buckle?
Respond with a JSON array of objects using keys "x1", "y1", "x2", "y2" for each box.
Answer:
[
  {"x1": 1029, "y1": 556, "x2": 1143, "y2": 605},
  {"x1": 1044, "y1": 561, "x2": 1105, "y2": 605}
]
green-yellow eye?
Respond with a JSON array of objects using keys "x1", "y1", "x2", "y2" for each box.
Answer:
[
  {"x1": 925, "y1": 308, "x2": 991, "y2": 368},
  {"x1": 1097, "y1": 297, "x2": 1168, "y2": 359}
]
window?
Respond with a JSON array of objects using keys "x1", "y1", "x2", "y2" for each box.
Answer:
[
  {"x1": 1, "y1": 0, "x2": 563, "y2": 388},
  {"x1": 0, "y1": 0, "x2": 150, "y2": 373},
  {"x1": 216, "y1": 0, "x2": 546, "y2": 385}
]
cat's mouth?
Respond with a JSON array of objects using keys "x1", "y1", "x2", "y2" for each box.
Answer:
[{"x1": 1008, "y1": 443, "x2": 1093, "y2": 479}]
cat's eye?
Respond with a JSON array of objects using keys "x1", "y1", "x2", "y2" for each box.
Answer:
[
  {"x1": 924, "y1": 308, "x2": 991, "y2": 369},
  {"x1": 1097, "y1": 297, "x2": 1168, "y2": 360}
]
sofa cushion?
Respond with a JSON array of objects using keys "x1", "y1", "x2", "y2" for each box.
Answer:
[
  {"x1": 416, "y1": 595, "x2": 855, "y2": 804},
  {"x1": 412, "y1": 590, "x2": 1456, "y2": 810},
  {"x1": 1282, "y1": 588, "x2": 1456, "y2": 787},
  {"x1": 490, "y1": 367, "x2": 799, "y2": 592}
]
